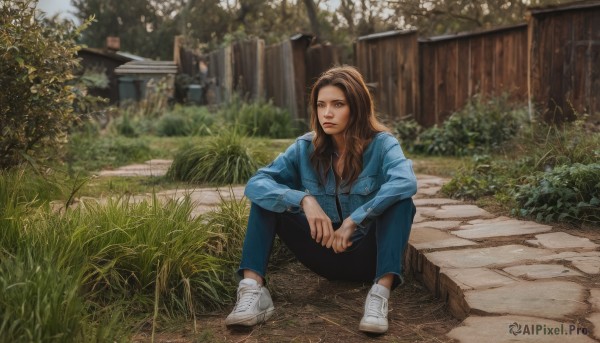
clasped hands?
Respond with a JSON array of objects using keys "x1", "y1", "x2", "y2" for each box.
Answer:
[{"x1": 301, "y1": 195, "x2": 357, "y2": 253}]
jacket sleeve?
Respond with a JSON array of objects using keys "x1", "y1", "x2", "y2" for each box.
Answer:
[
  {"x1": 244, "y1": 140, "x2": 308, "y2": 213},
  {"x1": 349, "y1": 137, "x2": 417, "y2": 226}
]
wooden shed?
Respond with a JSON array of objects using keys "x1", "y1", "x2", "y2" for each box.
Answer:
[
  {"x1": 264, "y1": 34, "x2": 313, "y2": 121},
  {"x1": 528, "y1": 0, "x2": 600, "y2": 122},
  {"x1": 355, "y1": 30, "x2": 420, "y2": 123},
  {"x1": 418, "y1": 24, "x2": 528, "y2": 126},
  {"x1": 114, "y1": 61, "x2": 178, "y2": 103},
  {"x1": 77, "y1": 48, "x2": 136, "y2": 104}
]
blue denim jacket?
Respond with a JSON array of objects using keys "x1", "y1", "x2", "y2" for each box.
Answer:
[{"x1": 244, "y1": 132, "x2": 417, "y2": 228}]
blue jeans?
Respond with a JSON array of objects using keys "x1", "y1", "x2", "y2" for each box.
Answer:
[{"x1": 238, "y1": 198, "x2": 416, "y2": 289}]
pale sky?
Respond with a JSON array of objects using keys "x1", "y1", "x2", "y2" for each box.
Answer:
[{"x1": 37, "y1": 0, "x2": 78, "y2": 22}]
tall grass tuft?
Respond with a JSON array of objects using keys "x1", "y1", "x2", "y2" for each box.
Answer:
[
  {"x1": 167, "y1": 130, "x2": 267, "y2": 185},
  {"x1": 0, "y1": 253, "x2": 85, "y2": 342},
  {"x1": 36, "y1": 195, "x2": 232, "y2": 314}
]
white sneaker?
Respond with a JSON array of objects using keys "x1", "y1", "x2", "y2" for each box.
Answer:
[
  {"x1": 359, "y1": 284, "x2": 390, "y2": 334},
  {"x1": 225, "y1": 278, "x2": 275, "y2": 326}
]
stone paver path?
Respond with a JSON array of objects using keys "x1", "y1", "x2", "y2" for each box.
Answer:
[
  {"x1": 410, "y1": 174, "x2": 599, "y2": 342},
  {"x1": 98, "y1": 163, "x2": 600, "y2": 342}
]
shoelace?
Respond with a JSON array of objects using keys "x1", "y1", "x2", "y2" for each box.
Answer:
[
  {"x1": 232, "y1": 287, "x2": 261, "y2": 313},
  {"x1": 365, "y1": 293, "x2": 388, "y2": 318}
]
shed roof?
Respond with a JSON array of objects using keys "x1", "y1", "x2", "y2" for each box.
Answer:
[
  {"x1": 114, "y1": 61, "x2": 178, "y2": 75},
  {"x1": 79, "y1": 48, "x2": 145, "y2": 62},
  {"x1": 358, "y1": 30, "x2": 417, "y2": 41},
  {"x1": 528, "y1": 0, "x2": 600, "y2": 15},
  {"x1": 418, "y1": 23, "x2": 527, "y2": 43}
]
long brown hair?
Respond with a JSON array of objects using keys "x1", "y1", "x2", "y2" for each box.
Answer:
[{"x1": 309, "y1": 65, "x2": 389, "y2": 186}]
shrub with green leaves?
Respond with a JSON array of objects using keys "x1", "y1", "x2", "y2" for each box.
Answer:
[
  {"x1": 415, "y1": 94, "x2": 527, "y2": 156},
  {"x1": 514, "y1": 163, "x2": 600, "y2": 224},
  {"x1": 392, "y1": 117, "x2": 424, "y2": 151},
  {"x1": 155, "y1": 105, "x2": 216, "y2": 136},
  {"x1": 238, "y1": 101, "x2": 296, "y2": 138},
  {"x1": 0, "y1": 1, "x2": 88, "y2": 169},
  {"x1": 156, "y1": 113, "x2": 192, "y2": 136},
  {"x1": 220, "y1": 97, "x2": 297, "y2": 138},
  {"x1": 442, "y1": 155, "x2": 509, "y2": 200},
  {"x1": 167, "y1": 130, "x2": 267, "y2": 184}
]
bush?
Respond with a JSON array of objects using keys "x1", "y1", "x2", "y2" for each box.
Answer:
[
  {"x1": 156, "y1": 105, "x2": 215, "y2": 136},
  {"x1": 157, "y1": 113, "x2": 192, "y2": 137},
  {"x1": 442, "y1": 155, "x2": 509, "y2": 200},
  {"x1": 167, "y1": 130, "x2": 267, "y2": 185},
  {"x1": 514, "y1": 163, "x2": 600, "y2": 224},
  {"x1": 220, "y1": 97, "x2": 297, "y2": 138},
  {"x1": 392, "y1": 117, "x2": 424, "y2": 151},
  {"x1": 415, "y1": 94, "x2": 527, "y2": 156},
  {"x1": 0, "y1": 1, "x2": 86, "y2": 169}
]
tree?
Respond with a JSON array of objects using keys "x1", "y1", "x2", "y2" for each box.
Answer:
[
  {"x1": 389, "y1": 0, "x2": 574, "y2": 36},
  {"x1": 0, "y1": 0, "x2": 86, "y2": 169},
  {"x1": 72, "y1": 0, "x2": 178, "y2": 60}
]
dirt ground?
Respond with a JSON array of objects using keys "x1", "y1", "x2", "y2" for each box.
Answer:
[{"x1": 134, "y1": 260, "x2": 459, "y2": 343}]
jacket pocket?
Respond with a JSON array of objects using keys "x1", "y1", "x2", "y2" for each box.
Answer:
[
  {"x1": 302, "y1": 178, "x2": 325, "y2": 196},
  {"x1": 350, "y1": 176, "x2": 378, "y2": 195}
]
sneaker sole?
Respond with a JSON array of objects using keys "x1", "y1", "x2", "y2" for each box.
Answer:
[
  {"x1": 358, "y1": 322, "x2": 388, "y2": 334},
  {"x1": 225, "y1": 307, "x2": 275, "y2": 327}
]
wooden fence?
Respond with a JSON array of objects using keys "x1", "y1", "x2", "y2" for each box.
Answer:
[
  {"x1": 200, "y1": 1, "x2": 599, "y2": 127},
  {"x1": 529, "y1": 2, "x2": 600, "y2": 122},
  {"x1": 202, "y1": 35, "x2": 339, "y2": 122},
  {"x1": 418, "y1": 25, "x2": 528, "y2": 126},
  {"x1": 355, "y1": 31, "x2": 420, "y2": 123}
]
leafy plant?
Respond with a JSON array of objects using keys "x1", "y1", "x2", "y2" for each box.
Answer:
[
  {"x1": 157, "y1": 113, "x2": 193, "y2": 137},
  {"x1": 442, "y1": 155, "x2": 508, "y2": 200},
  {"x1": 167, "y1": 130, "x2": 267, "y2": 185},
  {"x1": 0, "y1": 1, "x2": 90, "y2": 169},
  {"x1": 392, "y1": 117, "x2": 424, "y2": 151},
  {"x1": 514, "y1": 163, "x2": 600, "y2": 224},
  {"x1": 220, "y1": 96, "x2": 297, "y2": 138},
  {"x1": 415, "y1": 94, "x2": 527, "y2": 156}
]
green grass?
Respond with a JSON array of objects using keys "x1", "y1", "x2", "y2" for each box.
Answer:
[
  {"x1": 409, "y1": 154, "x2": 469, "y2": 178},
  {"x1": 167, "y1": 130, "x2": 271, "y2": 185},
  {"x1": 0, "y1": 169, "x2": 262, "y2": 340}
]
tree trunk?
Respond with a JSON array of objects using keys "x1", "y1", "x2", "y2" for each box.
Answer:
[{"x1": 302, "y1": 0, "x2": 322, "y2": 42}]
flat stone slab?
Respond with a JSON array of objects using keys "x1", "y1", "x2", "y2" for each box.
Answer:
[
  {"x1": 536, "y1": 251, "x2": 600, "y2": 262},
  {"x1": 98, "y1": 160, "x2": 172, "y2": 177},
  {"x1": 443, "y1": 268, "x2": 516, "y2": 291},
  {"x1": 587, "y1": 312, "x2": 600, "y2": 340},
  {"x1": 568, "y1": 257, "x2": 600, "y2": 274},
  {"x1": 526, "y1": 232, "x2": 599, "y2": 250},
  {"x1": 426, "y1": 205, "x2": 493, "y2": 219},
  {"x1": 416, "y1": 206, "x2": 439, "y2": 217},
  {"x1": 409, "y1": 228, "x2": 477, "y2": 250},
  {"x1": 413, "y1": 198, "x2": 461, "y2": 206},
  {"x1": 503, "y1": 264, "x2": 583, "y2": 279},
  {"x1": 465, "y1": 280, "x2": 586, "y2": 319},
  {"x1": 589, "y1": 289, "x2": 600, "y2": 311},
  {"x1": 416, "y1": 175, "x2": 447, "y2": 187},
  {"x1": 157, "y1": 187, "x2": 246, "y2": 205},
  {"x1": 447, "y1": 315, "x2": 596, "y2": 343},
  {"x1": 468, "y1": 216, "x2": 513, "y2": 224},
  {"x1": 418, "y1": 186, "x2": 442, "y2": 196},
  {"x1": 426, "y1": 245, "x2": 553, "y2": 269},
  {"x1": 452, "y1": 219, "x2": 552, "y2": 239},
  {"x1": 412, "y1": 220, "x2": 462, "y2": 230}
]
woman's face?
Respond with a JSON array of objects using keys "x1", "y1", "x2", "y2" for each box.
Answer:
[{"x1": 316, "y1": 85, "x2": 350, "y2": 139}]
